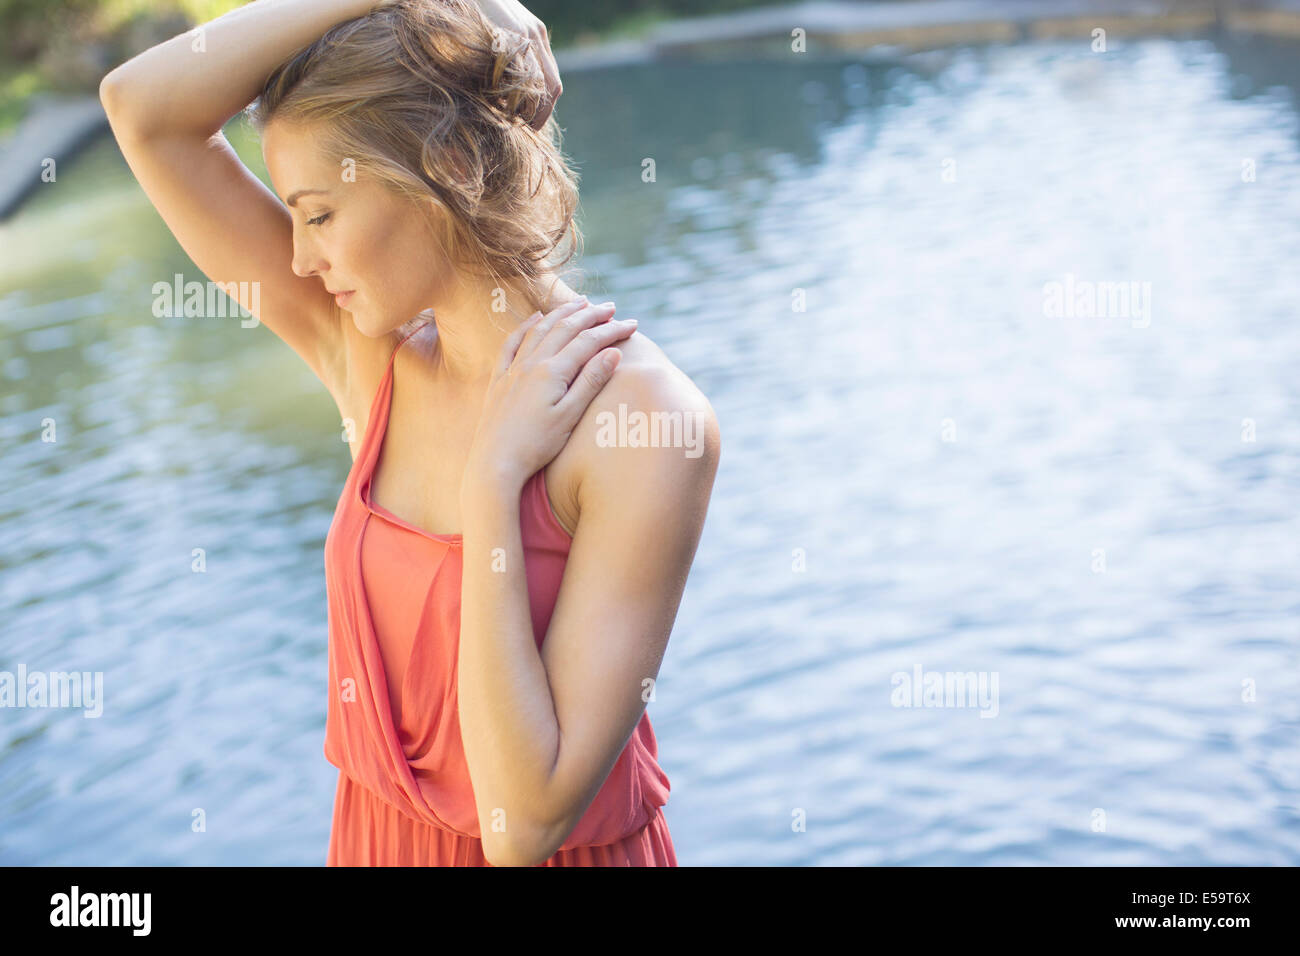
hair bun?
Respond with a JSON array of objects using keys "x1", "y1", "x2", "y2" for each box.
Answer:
[
  {"x1": 483, "y1": 28, "x2": 548, "y2": 125},
  {"x1": 388, "y1": 0, "x2": 548, "y2": 127}
]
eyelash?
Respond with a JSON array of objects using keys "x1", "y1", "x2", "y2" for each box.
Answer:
[{"x1": 306, "y1": 212, "x2": 332, "y2": 226}]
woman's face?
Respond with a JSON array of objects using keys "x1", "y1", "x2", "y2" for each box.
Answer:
[{"x1": 262, "y1": 119, "x2": 449, "y2": 337}]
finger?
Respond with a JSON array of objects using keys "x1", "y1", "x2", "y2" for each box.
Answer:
[
  {"x1": 526, "y1": 45, "x2": 551, "y2": 130},
  {"x1": 550, "y1": 318, "x2": 636, "y2": 385},
  {"x1": 520, "y1": 297, "x2": 599, "y2": 356},
  {"x1": 533, "y1": 302, "x2": 620, "y2": 360},
  {"x1": 496, "y1": 310, "x2": 543, "y2": 378},
  {"x1": 528, "y1": 24, "x2": 562, "y2": 131},
  {"x1": 554, "y1": 345, "x2": 622, "y2": 423}
]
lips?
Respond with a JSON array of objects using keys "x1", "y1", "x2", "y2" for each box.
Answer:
[{"x1": 330, "y1": 290, "x2": 355, "y2": 307}]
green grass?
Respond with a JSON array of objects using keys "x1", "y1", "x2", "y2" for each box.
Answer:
[
  {"x1": 0, "y1": 63, "x2": 46, "y2": 138},
  {"x1": 0, "y1": 0, "x2": 244, "y2": 138}
]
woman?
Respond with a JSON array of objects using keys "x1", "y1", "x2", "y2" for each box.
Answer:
[{"x1": 99, "y1": 0, "x2": 719, "y2": 866}]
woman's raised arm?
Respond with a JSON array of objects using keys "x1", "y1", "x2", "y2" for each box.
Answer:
[
  {"x1": 97, "y1": 0, "x2": 386, "y2": 393},
  {"x1": 100, "y1": 0, "x2": 382, "y2": 141}
]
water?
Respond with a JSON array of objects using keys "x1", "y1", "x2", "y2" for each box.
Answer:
[{"x1": 2, "y1": 32, "x2": 1298, "y2": 865}]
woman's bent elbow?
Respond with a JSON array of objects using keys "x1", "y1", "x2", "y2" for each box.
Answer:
[{"x1": 99, "y1": 71, "x2": 140, "y2": 134}]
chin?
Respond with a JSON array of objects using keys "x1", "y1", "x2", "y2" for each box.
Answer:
[
  {"x1": 348, "y1": 312, "x2": 383, "y2": 337},
  {"x1": 355, "y1": 313, "x2": 414, "y2": 340},
  {"x1": 352, "y1": 319, "x2": 383, "y2": 339}
]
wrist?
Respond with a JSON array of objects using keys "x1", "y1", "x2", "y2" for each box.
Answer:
[{"x1": 461, "y1": 459, "x2": 527, "y2": 509}]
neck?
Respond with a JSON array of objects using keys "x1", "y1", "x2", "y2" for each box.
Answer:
[{"x1": 427, "y1": 272, "x2": 578, "y2": 387}]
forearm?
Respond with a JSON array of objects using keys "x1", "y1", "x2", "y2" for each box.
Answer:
[
  {"x1": 100, "y1": 0, "x2": 379, "y2": 139},
  {"x1": 457, "y1": 475, "x2": 562, "y2": 866}
]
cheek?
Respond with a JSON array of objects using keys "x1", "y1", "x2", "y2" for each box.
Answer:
[
  {"x1": 391, "y1": 220, "x2": 451, "y2": 290},
  {"x1": 356, "y1": 217, "x2": 414, "y2": 286},
  {"x1": 354, "y1": 195, "x2": 448, "y2": 301}
]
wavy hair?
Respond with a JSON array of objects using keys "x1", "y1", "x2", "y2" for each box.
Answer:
[{"x1": 246, "y1": 0, "x2": 584, "y2": 311}]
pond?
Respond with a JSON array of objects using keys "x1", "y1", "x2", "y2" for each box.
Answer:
[{"x1": 2, "y1": 31, "x2": 1298, "y2": 865}]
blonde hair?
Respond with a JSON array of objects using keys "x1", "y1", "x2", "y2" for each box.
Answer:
[{"x1": 246, "y1": 0, "x2": 584, "y2": 307}]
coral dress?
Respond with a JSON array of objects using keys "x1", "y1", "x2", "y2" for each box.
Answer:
[{"x1": 322, "y1": 323, "x2": 676, "y2": 866}]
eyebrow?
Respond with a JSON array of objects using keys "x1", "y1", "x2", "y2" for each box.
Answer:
[{"x1": 284, "y1": 188, "x2": 331, "y2": 207}]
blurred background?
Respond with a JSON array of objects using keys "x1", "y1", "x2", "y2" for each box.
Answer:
[{"x1": 1, "y1": 0, "x2": 1298, "y2": 865}]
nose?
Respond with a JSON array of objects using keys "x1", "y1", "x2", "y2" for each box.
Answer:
[
  {"x1": 290, "y1": 234, "x2": 325, "y2": 279},
  {"x1": 291, "y1": 248, "x2": 319, "y2": 279}
]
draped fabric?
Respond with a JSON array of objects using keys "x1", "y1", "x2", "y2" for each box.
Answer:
[{"x1": 322, "y1": 324, "x2": 674, "y2": 865}]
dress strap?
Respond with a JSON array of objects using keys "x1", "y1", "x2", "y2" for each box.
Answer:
[{"x1": 388, "y1": 320, "x2": 430, "y2": 369}]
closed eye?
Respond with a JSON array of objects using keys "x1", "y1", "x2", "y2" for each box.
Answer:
[{"x1": 306, "y1": 212, "x2": 332, "y2": 226}]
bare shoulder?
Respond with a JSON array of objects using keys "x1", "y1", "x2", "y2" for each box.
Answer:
[
  {"x1": 585, "y1": 329, "x2": 718, "y2": 436},
  {"x1": 547, "y1": 329, "x2": 721, "y2": 533}
]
